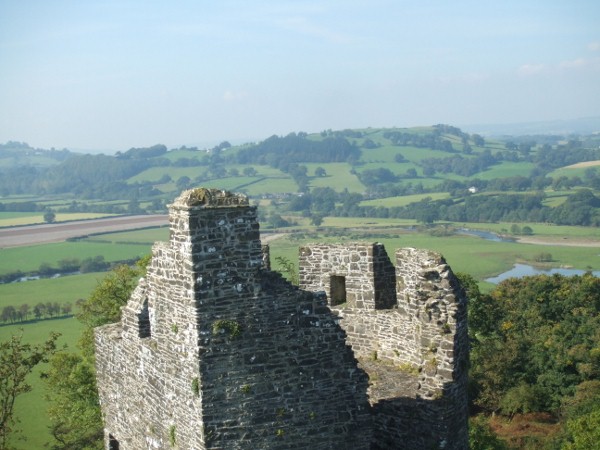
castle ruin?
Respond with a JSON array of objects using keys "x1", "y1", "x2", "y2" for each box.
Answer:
[{"x1": 95, "y1": 188, "x2": 468, "y2": 449}]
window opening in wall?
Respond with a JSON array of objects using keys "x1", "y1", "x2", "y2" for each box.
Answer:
[
  {"x1": 138, "y1": 298, "x2": 151, "y2": 338},
  {"x1": 109, "y1": 434, "x2": 120, "y2": 450},
  {"x1": 330, "y1": 275, "x2": 347, "y2": 306}
]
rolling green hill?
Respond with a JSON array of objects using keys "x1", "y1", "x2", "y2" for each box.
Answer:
[{"x1": 2, "y1": 125, "x2": 600, "y2": 227}]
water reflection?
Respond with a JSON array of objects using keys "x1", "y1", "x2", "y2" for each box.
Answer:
[
  {"x1": 456, "y1": 228, "x2": 515, "y2": 243},
  {"x1": 486, "y1": 263, "x2": 600, "y2": 284}
]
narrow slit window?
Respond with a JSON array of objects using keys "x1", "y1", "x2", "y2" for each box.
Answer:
[
  {"x1": 138, "y1": 298, "x2": 151, "y2": 338},
  {"x1": 330, "y1": 275, "x2": 347, "y2": 306},
  {"x1": 109, "y1": 434, "x2": 120, "y2": 450}
]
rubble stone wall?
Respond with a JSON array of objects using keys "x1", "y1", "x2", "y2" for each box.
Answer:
[
  {"x1": 95, "y1": 188, "x2": 468, "y2": 450},
  {"x1": 298, "y1": 244, "x2": 469, "y2": 450},
  {"x1": 95, "y1": 189, "x2": 372, "y2": 450}
]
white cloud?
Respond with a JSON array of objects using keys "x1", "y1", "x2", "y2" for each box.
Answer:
[
  {"x1": 588, "y1": 41, "x2": 600, "y2": 52},
  {"x1": 559, "y1": 58, "x2": 588, "y2": 70},
  {"x1": 223, "y1": 90, "x2": 247, "y2": 102},
  {"x1": 517, "y1": 63, "x2": 545, "y2": 76},
  {"x1": 518, "y1": 57, "x2": 600, "y2": 76}
]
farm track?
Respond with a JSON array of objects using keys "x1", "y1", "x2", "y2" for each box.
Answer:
[
  {"x1": 1, "y1": 215, "x2": 596, "y2": 249},
  {"x1": 0, "y1": 215, "x2": 169, "y2": 248},
  {"x1": 0, "y1": 216, "x2": 287, "y2": 249}
]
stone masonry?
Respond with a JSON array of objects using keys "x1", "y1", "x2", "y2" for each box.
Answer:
[
  {"x1": 299, "y1": 244, "x2": 469, "y2": 449},
  {"x1": 95, "y1": 188, "x2": 468, "y2": 450}
]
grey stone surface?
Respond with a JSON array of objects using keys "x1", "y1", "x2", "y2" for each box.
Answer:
[
  {"x1": 299, "y1": 244, "x2": 469, "y2": 450},
  {"x1": 95, "y1": 188, "x2": 468, "y2": 450}
]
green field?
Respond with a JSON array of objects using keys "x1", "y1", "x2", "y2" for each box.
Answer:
[
  {"x1": 548, "y1": 164, "x2": 599, "y2": 179},
  {"x1": 456, "y1": 221, "x2": 600, "y2": 239},
  {"x1": 304, "y1": 163, "x2": 365, "y2": 192},
  {"x1": 128, "y1": 166, "x2": 206, "y2": 183},
  {"x1": 160, "y1": 148, "x2": 206, "y2": 162},
  {"x1": 475, "y1": 161, "x2": 536, "y2": 179},
  {"x1": 360, "y1": 192, "x2": 450, "y2": 207},
  {"x1": 0, "y1": 241, "x2": 151, "y2": 275},
  {"x1": 0, "y1": 272, "x2": 105, "y2": 309},
  {"x1": 0, "y1": 212, "x2": 116, "y2": 227},
  {"x1": 84, "y1": 227, "x2": 170, "y2": 244},
  {"x1": 236, "y1": 177, "x2": 298, "y2": 196}
]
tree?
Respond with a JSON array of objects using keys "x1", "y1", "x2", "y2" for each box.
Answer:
[
  {"x1": 521, "y1": 225, "x2": 533, "y2": 235},
  {"x1": 472, "y1": 134, "x2": 485, "y2": 147},
  {"x1": 18, "y1": 304, "x2": 30, "y2": 322},
  {"x1": 44, "y1": 209, "x2": 56, "y2": 224},
  {"x1": 76, "y1": 263, "x2": 144, "y2": 357},
  {"x1": 242, "y1": 167, "x2": 257, "y2": 177},
  {"x1": 405, "y1": 168, "x2": 418, "y2": 178},
  {"x1": 0, "y1": 331, "x2": 59, "y2": 448},
  {"x1": 1, "y1": 306, "x2": 16, "y2": 324},
  {"x1": 314, "y1": 167, "x2": 327, "y2": 177},
  {"x1": 310, "y1": 214, "x2": 324, "y2": 226},
  {"x1": 33, "y1": 302, "x2": 46, "y2": 320},
  {"x1": 175, "y1": 176, "x2": 191, "y2": 191},
  {"x1": 44, "y1": 353, "x2": 104, "y2": 450},
  {"x1": 469, "y1": 416, "x2": 507, "y2": 450},
  {"x1": 470, "y1": 274, "x2": 600, "y2": 414},
  {"x1": 394, "y1": 153, "x2": 407, "y2": 163},
  {"x1": 45, "y1": 259, "x2": 148, "y2": 449},
  {"x1": 564, "y1": 407, "x2": 600, "y2": 450}
]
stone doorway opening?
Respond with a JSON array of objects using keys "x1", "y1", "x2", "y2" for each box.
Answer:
[{"x1": 330, "y1": 275, "x2": 347, "y2": 306}]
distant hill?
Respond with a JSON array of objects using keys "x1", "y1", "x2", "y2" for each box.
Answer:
[
  {"x1": 0, "y1": 141, "x2": 73, "y2": 168},
  {"x1": 2, "y1": 124, "x2": 600, "y2": 226},
  {"x1": 462, "y1": 116, "x2": 600, "y2": 137}
]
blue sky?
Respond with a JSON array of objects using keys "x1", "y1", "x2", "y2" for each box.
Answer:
[{"x1": 1, "y1": 0, "x2": 599, "y2": 152}]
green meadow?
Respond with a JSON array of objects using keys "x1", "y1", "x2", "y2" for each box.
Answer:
[
  {"x1": 548, "y1": 164, "x2": 599, "y2": 179},
  {"x1": 0, "y1": 241, "x2": 150, "y2": 275},
  {"x1": 360, "y1": 192, "x2": 451, "y2": 207},
  {"x1": 237, "y1": 177, "x2": 298, "y2": 196},
  {"x1": 0, "y1": 212, "x2": 115, "y2": 227},
  {"x1": 0, "y1": 272, "x2": 105, "y2": 308},
  {"x1": 304, "y1": 163, "x2": 365, "y2": 192},
  {"x1": 85, "y1": 227, "x2": 170, "y2": 244},
  {"x1": 475, "y1": 161, "x2": 537, "y2": 179}
]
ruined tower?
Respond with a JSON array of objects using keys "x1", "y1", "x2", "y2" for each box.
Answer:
[
  {"x1": 95, "y1": 188, "x2": 468, "y2": 450},
  {"x1": 95, "y1": 189, "x2": 372, "y2": 449}
]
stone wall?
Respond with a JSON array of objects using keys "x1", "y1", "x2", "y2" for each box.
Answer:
[
  {"x1": 298, "y1": 244, "x2": 469, "y2": 450},
  {"x1": 96, "y1": 187, "x2": 468, "y2": 450},
  {"x1": 95, "y1": 189, "x2": 372, "y2": 450}
]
